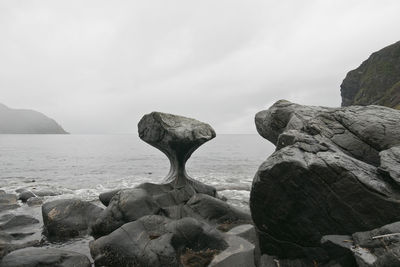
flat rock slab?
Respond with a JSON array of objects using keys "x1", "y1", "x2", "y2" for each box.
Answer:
[
  {"x1": 0, "y1": 215, "x2": 39, "y2": 230},
  {"x1": 0, "y1": 247, "x2": 91, "y2": 267},
  {"x1": 209, "y1": 235, "x2": 255, "y2": 267}
]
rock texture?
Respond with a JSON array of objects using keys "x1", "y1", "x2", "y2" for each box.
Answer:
[
  {"x1": 138, "y1": 112, "x2": 216, "y2": 195},
  {"x1": 90, "y1": 215, "x2": 227, "y2": 267},
  {"x1": 341, "y1": 41, "x2": 400, "y2": 109},
  {"x1": 0, "y1": 103, "x2": 68, "y2": 134},
  {"x1": 0, "y1": 247, "x2": 91, "y2": 267},
  {"x1": 251, "y1": 100, "x2": 400, "y2": 260},
  {"x1": 42, "y1": 199, "x2": 103, "y2": 239},
  {"x1": 89, "y1": 112, "x2": 253, "y2": 266}
]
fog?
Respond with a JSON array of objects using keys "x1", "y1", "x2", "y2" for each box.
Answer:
[{"x1": 1, "y1": 0, "x2": 399, "y2": 133}]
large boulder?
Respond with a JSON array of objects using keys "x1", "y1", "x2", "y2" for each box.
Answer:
[
  {"x1": 251, "y1": 100, "x2": 400, "y2": 259},
  {"x1": 42, "y1": 199, "x2": 103, "y2": 239},
  {"x1": 90, "y1": 215, "x2": 227, "y2": 267},
  {"x1": 0, "y1": 215, "x2": 39, "y2": 230},
  {"x1": 0, "y1": 247, "x2": 90, "y2": 267},
  {"x1": 91, "y1": 188, "x2": 162, "y2": 238}
]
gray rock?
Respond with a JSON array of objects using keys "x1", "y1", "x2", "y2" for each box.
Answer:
[
  {"x1": 251, "y1": 100, "x2": 400, "y2": 259},
  {"x1": 379, "y1": 145, "x2": 400, "y2": 185},
  {"x1": 227, "y1": 224, "x2": 257, "y2": 244},
  {"x1": 18, "y1": 190, "x2": 36, "y2": 202},
  {"x1": 255, "y1": 100, "x2": 400, "y2": 166},
  {"x1": 138, "y1": 112, "x2": 217, "y2": 196},
  {"x1": 0, "y1": 193, "x2": 19, "y2": 212},
  {"x1": 26, "y1": 197, "x2": 42, "y2": 207},
  {"x1": 32, "y1": 189, "x2": 60, "y2": 197},
  {"x1": 91, "y1": 188, "x2": 161, "y2": 238},
  {"x1": 0, "y1": 215, "x2": 39, "y2": 230},
  {"x1": 351, "y1": 221, "x2": 400, "y2": 267},
  {"x1": 90, "y1": 215, "x2": 227, "y2": 267},
  {"x1": 42, "y1": 198, "x2": 103, "y2": 239},
  {"x1": 0, "y1": 247, "x2": 90, "y2": 267},
  {"x1": 99, "y1": 188, "x2": 121, "y2": 206},
  {"x1": 209, "y1": 235, "x2": 255, "y2": 267}
]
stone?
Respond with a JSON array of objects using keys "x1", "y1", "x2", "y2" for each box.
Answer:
[
  {"x1": 90, "y1": 215, "x2": 227, "y2": 267},
  {"x1": 98, "y1": 188, "x2": 120, "y2": 206},
  {"x1": 0, "y1": 215, "x2": 39, "y2": 230},
  {"x1": 90, "y1": 188, "x2": 161, "y2": 238},
  {"x1": 209, "y1": 235, "x2": 255, "y2": 267},
  {"x1": 352, "y1": 221, "x2": 400, "y2": 267},
  {"x1": 32, "y1": 189, "x2": 61, "y2": 197},
  {"x1": 0, "y1": 193, "x2": 19, "y2": 212},
  {"x1": 251, "y1": 100, "x2": 400, "y2": 259},
  {"x1": 138, "y1": 112, "x2": 217, "y2": 196},
  {"x1": 320, "y1": 235, "x2": 357, "y2": 266},
  {"x1": 18, "y1": 190, "x2": 36, "y2": 202},
  {"x1": 183, "y1": 193, "x2": 252, "y2": 227},
  {"x1": 379, "y1": 145, "x2": 400, "y2": 185},
  {"x1": 26, "y1": 197, "x2": 43, "y2": 206},
  {"x1": 0, "y1": 247, "x2": 90, "y2": 267},
  {"x1": 42, "y1": 199, "x2": 103, "y2": 239},
  {"x1": 227, "y1": 224, "x2": 257, "y2": 244}
]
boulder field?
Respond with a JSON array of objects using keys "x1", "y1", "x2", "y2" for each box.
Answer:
[{"x1": 251, "y1": 100, "x2": 400, "y2": 266}]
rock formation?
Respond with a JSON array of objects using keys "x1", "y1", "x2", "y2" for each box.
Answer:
[
  {"x1": 138, "y1": 112, "x2": 217, "y2": 194},
  {"x1": 88, "y1": 112, "x2": 254, "y2": 266},
  {"x1": 341, "y1": 41, "x2": 400, "y2": 109},
  {"x1": 0, "y1": 103, "x2": 67, "y2": 134},
  {"x1": 42, "y1": 199, "x2": 103, "y2": 239},
  {"x1": 251, "y1": 100, "x2": 400, "y2": 262}
]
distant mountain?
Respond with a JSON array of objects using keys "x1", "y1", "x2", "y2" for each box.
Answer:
[
  {"x1": 341, "y1": 41, "x2": 400, "y2": 109},
  {"x1": 0, "y1": 103, "x2": 68, "y2": 134}
]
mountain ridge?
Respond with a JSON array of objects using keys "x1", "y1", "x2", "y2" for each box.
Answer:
[{"x1": 0, "y1": 103, "x2": 68, "y2": 134}]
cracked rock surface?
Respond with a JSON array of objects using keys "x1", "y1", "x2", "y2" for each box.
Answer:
[{"x1": 250, "y1": 100, "x2": 400, "y2": 260}]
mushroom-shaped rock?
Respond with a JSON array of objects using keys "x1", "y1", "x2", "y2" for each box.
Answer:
[{"x1": 138, "y1": 112, "x2": 217, "y2": 195}]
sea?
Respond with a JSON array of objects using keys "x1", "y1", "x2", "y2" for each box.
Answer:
[{"x1": 0, "y1": 134, "x2": 274, "y2": 258}]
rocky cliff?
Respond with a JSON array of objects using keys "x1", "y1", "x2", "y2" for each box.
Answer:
[
  {"x1": 340, "y1": 41, "x2": 400, "y2": 109},
  {"x1": 0, "y1": 103, "x2": 67, "y2": 134}
]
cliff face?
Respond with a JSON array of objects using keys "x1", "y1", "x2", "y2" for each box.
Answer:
[
  {"x1": 0, "y1": 103, "x2": 68, "y2": 134},
  {"x1": 341, "y1": 41, "x2": 400, "y2": 109}
]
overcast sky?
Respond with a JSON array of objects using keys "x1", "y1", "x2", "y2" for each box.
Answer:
[{"x1": 1, "y1": 0, "x2": 399, "y2": 134}]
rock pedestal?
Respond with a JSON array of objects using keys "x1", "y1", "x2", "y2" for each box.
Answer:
[{"x1": 138, "y1": 112, "x2": 216, "y2": 195}]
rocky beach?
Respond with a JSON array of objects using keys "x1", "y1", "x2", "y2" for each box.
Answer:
[{"x1": 0, "y1": 99, "x2": 399, "y2": 266}]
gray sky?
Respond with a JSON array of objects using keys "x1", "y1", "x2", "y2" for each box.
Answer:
[{"x1": 1, "y1": 0, "x2": 399, "y2": 134}]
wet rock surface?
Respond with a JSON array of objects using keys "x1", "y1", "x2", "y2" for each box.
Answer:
[
  {"x1": 91, "y1": 215, "x2": 228, "y2": 267},
  {"x1": 0, "y1": 247, "x2": 91, "y2": 267},
  {"x1": 42, "y1": 198, "x2": 103, "y2": 239},
  {"x1": 251, "y1": 100, "x2": 400, "y2": 261}
]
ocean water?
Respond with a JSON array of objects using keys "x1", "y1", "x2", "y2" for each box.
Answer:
[
  {"x1": 0, "y1": 134, "x2": 274, "y2": 259},
  {"x1": 0, "y1": 134, "x2": 274, "y2": 208}
]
